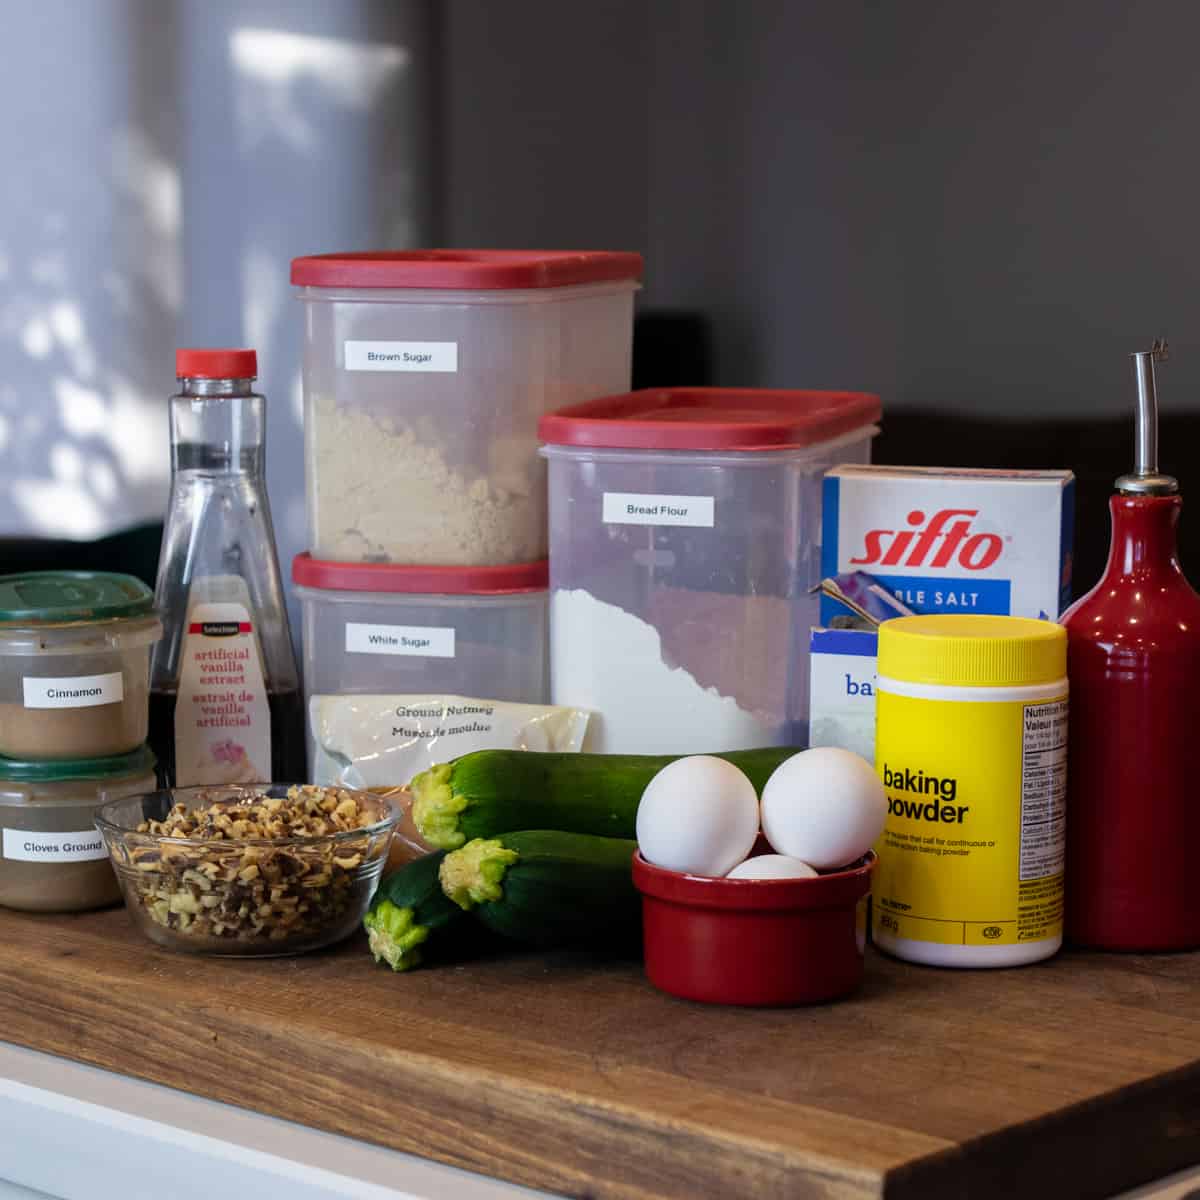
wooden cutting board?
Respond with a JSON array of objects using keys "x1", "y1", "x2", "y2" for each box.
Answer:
[{"x1": 0, "y1": 904, "x2": 1198, "y2": 1199}]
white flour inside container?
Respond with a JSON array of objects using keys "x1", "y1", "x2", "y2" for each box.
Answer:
[{"x1": 550, "y1": 588, "x2": 780, "y2": 754}]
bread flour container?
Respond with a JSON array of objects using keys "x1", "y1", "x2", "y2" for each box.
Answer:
[
  {"x1": 293, "y1": 553, "x2": 548, "y2": 704},
  {"x1": 0, "y1": 745, "x2": 157, "y2": 912},
  {"x1": 539, "y1": 389, "x2": 880, "y2": 753},
  {"x1": 0, "y1": 572, "x2": 161, "y2": 760},
  {"x1": 291, "y1": 250, "x2": 642, "y2": 567}
]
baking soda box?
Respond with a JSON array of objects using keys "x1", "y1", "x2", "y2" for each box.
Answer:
[
  {"x1": 819, "y1": 465, "x2": 1075, "y2": 623},
  {"x1": 809, "y1": 465, "x2": 1075, "y2": 757}
]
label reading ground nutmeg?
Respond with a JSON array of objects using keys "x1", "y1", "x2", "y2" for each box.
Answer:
[{"x1": 175, "y1": 601, "x2": 271, "y2": 786}]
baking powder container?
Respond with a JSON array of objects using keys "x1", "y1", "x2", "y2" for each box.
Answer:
[
  {"x1": 0, "y1": 745, "x2": 157, "y2": 912},
  {"x1": 873, "y1": 614, "x2": 1068, "y2": 967},
  {"x1": 539, "y1": 389, "x2": 880, "y2": 753},
  {"x1": 632, "y1": 850, "x2": 876, "y2": 1006},
  {"x1": 292, "y1": 251, "x2": 641, "y2": 567},
  {"x1": 0, "y1": 572, "x2": 162, "y2": 760}
]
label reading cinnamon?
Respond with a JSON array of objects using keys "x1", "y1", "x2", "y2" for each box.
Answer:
[{"x1": 175, "y1": 601, "x2": 271, "y2": 786}]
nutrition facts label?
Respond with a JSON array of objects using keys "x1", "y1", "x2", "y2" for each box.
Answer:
[{"x1": 1019, "y1": 698, "x2": 1068, "y2": 882}]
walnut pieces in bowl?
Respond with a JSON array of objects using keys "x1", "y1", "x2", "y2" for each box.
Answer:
[{"x1": 95, "y1": 784, "x2": 399, "y2": 956}]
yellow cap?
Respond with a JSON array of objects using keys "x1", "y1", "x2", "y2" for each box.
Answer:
[{"x1": 877, "y1": 614, "x2": 1066, "y2": 688}]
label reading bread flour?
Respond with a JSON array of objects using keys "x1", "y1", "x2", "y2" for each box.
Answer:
[
  {"x1": 602, "y1": 493, "x2": 715, "y2": 528},
  {"x1": 2, "y1": 828, "x2": 107, "y2": 863},
  {"x1": 873, "y1": 689, "x2": 1067, "y2": 949},
  {"x1": 22, "y1": 672, "x2": 123, "y2": 710},
  {"x1": 344, "y1": 341, "x2": 458, "y2": 373},
  {"x1": 175, "y1": 599, "x2": 270, "y2": 786},
  {"x1": 345, "y1": 623, "x2": 456, "y2": 658}
]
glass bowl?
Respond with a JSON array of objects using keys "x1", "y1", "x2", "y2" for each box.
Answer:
[{"x1": 95, "y1": 783, "x2": 399, "y2": 956}]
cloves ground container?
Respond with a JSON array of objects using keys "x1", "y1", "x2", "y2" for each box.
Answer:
[
  {"x1": 873, "y1": 614, "x2": 1068, "y2": 968},
  {"x1": 0, "y1": 572, "x2": 162, "y2": 760},
  {"x1": 0, "y1": 746, "x2": 157, "y2": 913},
  {"x1": 292, "y1": 250, "x2": 642, "y2": 567},
  {"x1": 632, "y1": 851, "x2": 876, "y2": 1006}
]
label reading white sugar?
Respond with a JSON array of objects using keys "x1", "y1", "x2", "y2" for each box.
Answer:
[
  {"x1": 22, "y1": 672, "x2": 123, "y2": 710},
  {"x1": 345, "y1": 623, "x2": 456, "y2": 658},
  {"x1": 601, "y1": 493, "x2": 715, "y2": 528},
  {"x1": 3, "y1": 827, "x2": 107, "y2": 863},
  {"x1": 344, "y1": 340, "x2": 458, "y2": 373}
]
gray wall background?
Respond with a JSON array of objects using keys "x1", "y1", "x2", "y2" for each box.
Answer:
[
  {"x1": 441, "y1": 0, "x2": 1200, "y2": 421},
  {"x1": 2, "y1": 0, "x2": 1197, "y2": 551}
]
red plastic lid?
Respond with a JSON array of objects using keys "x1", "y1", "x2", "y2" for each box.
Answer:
[
  {"x1": 538, "y1": 388, "x2": 881, "y2": 452},
  {"x1": 292, "y1": 553, "x2": 548, "y2": 595},
  {"x1": 176, "y1": 348, "x2": 258, "y2": 379},
  {"x1": 290, "y1": 250, "x2": 644, "y2": 290}
]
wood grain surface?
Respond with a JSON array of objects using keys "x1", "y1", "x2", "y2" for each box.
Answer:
[{"x1": 1, "y1": 905, "x2": 1199, "y2": 1199}]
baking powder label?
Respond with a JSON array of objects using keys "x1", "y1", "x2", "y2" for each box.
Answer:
[
  {"x1": 175, "y1": 600, "x2": 271, "y2": 786},
  {"x1": 22, "y1": 672, "x2": 123, "y2": 709},
  {"x1": 345, "y1": 623, "x2": 456, "y2": 658},
  {"x1": 602, "y1": 493, "x2": 715, "y2": 528},
  {"x1": 344, "y1": 341, "x2": 458, "y2": 372},
  {"x1": 3, "y1": 828, "x2": 108, "y2": 863}
]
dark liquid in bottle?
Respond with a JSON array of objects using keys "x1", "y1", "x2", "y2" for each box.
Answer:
[{"x1": 148, "y1": 688, "x2": 308, "y2": 788}]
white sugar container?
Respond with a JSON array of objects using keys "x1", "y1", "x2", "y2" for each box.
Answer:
[{"x1": 292, "y1": 555, "x2": 548, "y2": 709}]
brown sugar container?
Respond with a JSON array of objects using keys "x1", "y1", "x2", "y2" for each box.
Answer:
[
  {"x1": 0, "y1": 746, "x2": 157, "y2": 912},
  {"x1": 0, "y1": 572, "x2": 161, "y2": 760}
]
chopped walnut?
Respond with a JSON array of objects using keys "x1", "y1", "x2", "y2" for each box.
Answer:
[{"x1": 126, "y1": 786, "x2": 381, "y2": 945}]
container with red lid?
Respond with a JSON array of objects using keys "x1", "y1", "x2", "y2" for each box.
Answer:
[
  {"x1": 538, "y1": 389, "x2": 880, "y2": 754},
  {"x1": 633, "y1": 850, "x2": 876, "y2": 1006},
  {"x1": 291, "y1": 553, "x2": 548, "y2": 738},
  {"x1": 291, "y1": 250, "x2": 642, "y2": 568}
]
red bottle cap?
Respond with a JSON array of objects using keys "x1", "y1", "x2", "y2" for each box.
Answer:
[{"x1": 175, "y1": 349, "x2": 258, "y2": 379}]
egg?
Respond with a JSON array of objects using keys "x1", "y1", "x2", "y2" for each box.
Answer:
[
  {"x1": 636, "y1": 755, "x2": 760, "y2": 876},
  {"x1": 725, "y1": 854, "x2": 818, "y2": 880},
  {"x1": 760, "y1": 747, "x2": 885, "y2": 869}
]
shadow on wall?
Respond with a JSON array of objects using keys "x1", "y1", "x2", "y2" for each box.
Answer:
[
  {"x1": 0, "y1": 0, "x2": 180, "y2": 542},
  {"x1": 0, "y1": 0, "x2": 426, "y2": 599}
]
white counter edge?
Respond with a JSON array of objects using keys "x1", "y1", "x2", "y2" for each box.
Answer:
[{"x1": 0, "y1": 1041, "x2": 549, "y2": 1200}]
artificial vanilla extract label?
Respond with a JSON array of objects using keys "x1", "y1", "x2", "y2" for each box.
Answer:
[
  {"x1": 344, "y1": 340, "x2": 458, "y2": 373},
  {"x1": 22, "y1": 671, "x2": 123, "y2": 710},
  {"x1": 601, "y1": 492, "x2": 715, "y2": 528},
  {"x1": 175, "y1": 600, "x2": 271, "y2": 786},
  {"x1": 345, "y1": 623, "x2": 456, "y2": 658},
  {"x1": 3, "y1": 828, "x2": 107, "y2": 863}
]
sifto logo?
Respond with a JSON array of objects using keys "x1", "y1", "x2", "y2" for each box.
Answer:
[{"x1": 849, "y1": 508, "x2": 1004, "y2": 572}]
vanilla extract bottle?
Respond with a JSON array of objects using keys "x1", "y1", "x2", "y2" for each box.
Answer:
[{"x1": 148, "y1": 349, "x2": 305, "y2": 786}]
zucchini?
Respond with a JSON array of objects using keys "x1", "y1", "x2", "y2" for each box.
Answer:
[
  {"x1": 363, "y1": 850, "x2": 467, "y2": 971},
  {"x1": 412, "y1": 746, "x2": 799, "y2": 850},
  {"x1": 440, "y1": 830, "x2": 640, "y2": 948}
]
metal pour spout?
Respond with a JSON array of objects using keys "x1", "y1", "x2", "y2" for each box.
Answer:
[{"x1": 1115, "y1": 338, "x2": 1179, "y2": 495}]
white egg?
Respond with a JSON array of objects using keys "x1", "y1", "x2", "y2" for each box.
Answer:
[
  {"x1": 725, "y1": 854, "x2": 818, "y2": 880},
  {"x1": 760, "y1": 747, "x2": 885, "y2": 870},
  {"x1": 636, "y1": 755, "x2": 760, "y2": 876}
]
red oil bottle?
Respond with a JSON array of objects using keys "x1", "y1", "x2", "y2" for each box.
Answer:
[{"x1": 1062, "y1": 342, "x2": 1200, "y2": 949}]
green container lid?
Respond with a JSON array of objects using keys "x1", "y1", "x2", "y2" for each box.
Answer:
[
  {"x1": 0, "y1": 744, "x2": 157, "y2": 783},
  {"x1": 0, "y1": 572, "x2": 155, "y2": 625}
]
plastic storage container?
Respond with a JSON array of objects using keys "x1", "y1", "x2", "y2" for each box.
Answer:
[
  {"x1": 291, "y1": 250, "x2": 643, "y2": 566},
  {"x1": 539, "y1": 389, "x2": 880, "y2": 753},
  {"x1": 0, "y1": 572, "x2": 162, "y2": 760},
  {"x1": 293, "y1": 554, "x2": 549, "y2": 703},
  {"x1": 0, "y1": 746, "x2": 157, "y2": 913},
  {"x1": 632, "y1": 850, "x2": 876, "y2": 1006}
]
